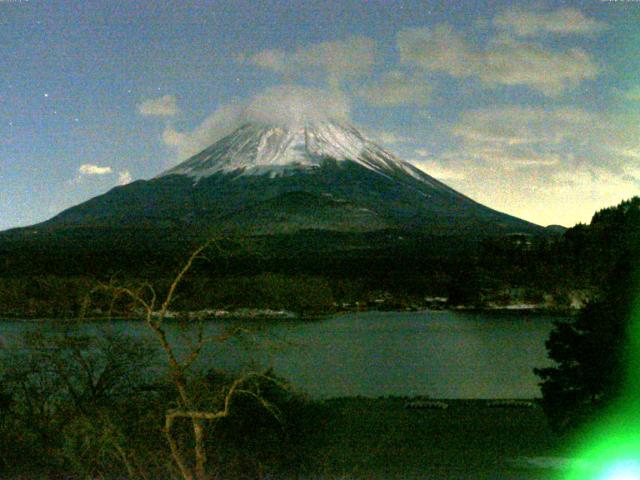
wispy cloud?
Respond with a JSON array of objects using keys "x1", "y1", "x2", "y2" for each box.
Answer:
[
  {"x1": 451, "y1": 106, "x2": 595, "y2": 148},
  {"x1": 78, "y1": 164, "x2": 113, "y2": 175},
  {"x1": 493, "y1": 7, "x2": 608, "y2": 37},
  {"x1": 117, "y1": 170, "x2": 132, "y2": 185},
  {"x1": 431, "y1": 106, "x2": 640, "y2": 225},
  {"x1": 448, "y1": 106, "x2": 640, "y2": 175},
  {"x1": 162, "y1": 102, "x2": 243, "y2": 162},
  {"x1": 368, "y1": 130, "x2": 413, "y2": 145},
  {"x1": 73, "y1": 163, "x2": 114, "y2": 185},
  {"x1": 137, "y1": 95, "x2": 180, "y2": 117},
  {"x1": 397, "y1": 24, "x2": 600, "y2": 96},
  {"x1": 358, "y1": 70, "x2": 431, "y2": 107},
  {"x1": 74, "y1": 164, "x2": 133, "y2": 188},
  {"x1": 241, "y1": 36, "x2": 376, "y2": 86}
]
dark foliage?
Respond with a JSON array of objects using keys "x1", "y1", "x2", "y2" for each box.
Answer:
[
  {"x1": 202, "y1": 369, "x2": 322, "y2": 479},
  {"x1": 0, "y1": 326, "x2": 162, "y2": 477},
  {"x1": 535, "y1": 198, "x2": 640, "y2": 433},
  {"x1": 1, "y1": 197, "x2": 638, "y2": 318},
  {"x1": 0, "y1": 324, "x2": 319, "y2": 478}
]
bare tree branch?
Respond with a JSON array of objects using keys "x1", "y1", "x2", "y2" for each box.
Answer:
[
  {"x1": 164, "y1": 413, "x2": 194, "y2": 480},
  {"x1": 113, "y1": 442, "x2": 137, "y2": 480},
  {"x1": 159, "y1": 240, "x2": 215, "y2": 323},
  {"x1": 84, "y1": 238, "x2": 283, "y2": 480}
]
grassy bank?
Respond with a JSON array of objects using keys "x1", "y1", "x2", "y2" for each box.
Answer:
[
  {"x1": 306, "y1": 397, "x2": 566, "y2": 479},
  {"x1": 1, "y1": 389, "x2": 570, "y2": 479}
]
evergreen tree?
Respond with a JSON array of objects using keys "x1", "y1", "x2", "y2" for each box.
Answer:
[{"x1": 535, "y1": 197, "x2": 640, "y2": 433}]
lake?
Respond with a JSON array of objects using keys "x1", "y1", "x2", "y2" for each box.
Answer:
[{"x1": 0, "y1": 309, "x2": 561, "y2": 399}]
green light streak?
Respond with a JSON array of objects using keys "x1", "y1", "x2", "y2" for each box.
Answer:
[{"x1": 561, "y1": 285, "x2": 640, "y2": 480}]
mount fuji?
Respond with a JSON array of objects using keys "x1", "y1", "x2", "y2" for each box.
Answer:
[{"x1": 35, "y1": 120, "x2": 540, "y2": 236}]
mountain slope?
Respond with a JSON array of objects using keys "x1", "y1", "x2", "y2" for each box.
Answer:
[{"x1": 36, "y1": 121, "x2": 540, "y2": 235}]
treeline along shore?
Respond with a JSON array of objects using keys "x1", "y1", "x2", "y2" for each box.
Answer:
[{"x1": 0, "y1": 197, "x2": 638, "y2": 319}]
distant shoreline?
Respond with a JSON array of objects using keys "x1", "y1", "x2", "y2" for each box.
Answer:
[{"x1": 0, "y1": 303, "x2": 576, "y2": 322}]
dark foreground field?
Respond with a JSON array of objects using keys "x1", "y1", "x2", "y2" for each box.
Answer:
[
  {"x1": 1, "y1": 395, "x2": 573, "y2": 479},
  {"x1": 0, "y1": 397, "x2": 566, "y2": 480},
  {"x1": 307, "y1": 397, "x2": 565, "y2": 480}
]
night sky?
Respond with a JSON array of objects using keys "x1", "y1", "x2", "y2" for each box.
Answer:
[{"x1": 1, "y1": 0, "x2": 639, "y2": 230}]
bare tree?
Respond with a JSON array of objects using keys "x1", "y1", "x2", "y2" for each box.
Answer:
[{"x1": 92, "y1": 239, "x2": 283, "y2": 480}]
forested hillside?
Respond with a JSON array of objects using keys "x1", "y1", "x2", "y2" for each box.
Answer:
[{"x1": 0, "y1": 197, "x2": 637, "y2": 318}]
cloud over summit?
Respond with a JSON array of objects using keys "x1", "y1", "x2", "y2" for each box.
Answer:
[
  {"x1": 243, "y1": 85, "x2": 350, "y2": 126},
  {"x1": 162, "y1": 85, "x2": 351, "y2": 161}
]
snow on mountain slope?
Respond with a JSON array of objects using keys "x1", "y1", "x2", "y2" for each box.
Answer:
[
  {"x1": 32, "y1": 118, "x2": 541, "y2": 236},
  {"x1": 159, "y1": 121, "x2": 444, "y2": 190}
]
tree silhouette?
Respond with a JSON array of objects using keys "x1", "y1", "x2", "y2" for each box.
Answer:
[
  {"x1": 93, "y1": 239, "x2": 286, "y2": 480},
  {"x1": 536, "y1": 246, "x2": 639, "y2": 432}
]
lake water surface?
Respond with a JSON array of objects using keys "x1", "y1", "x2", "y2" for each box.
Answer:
[{"x1": 0, "y1": 310, "x2": 561, "y2": 399}]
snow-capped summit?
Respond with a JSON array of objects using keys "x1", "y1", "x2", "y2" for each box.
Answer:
[
  {"x1": 39, "y1": 119, "x2": 541, "y2": 236},
  {"x1": 158, "y1": 121, "x2": 435, "y2": 187}
]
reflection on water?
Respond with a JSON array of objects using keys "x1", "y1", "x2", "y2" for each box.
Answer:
[{"x1": 0, "y1": 310, "x2": 560, "y2": 398}]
